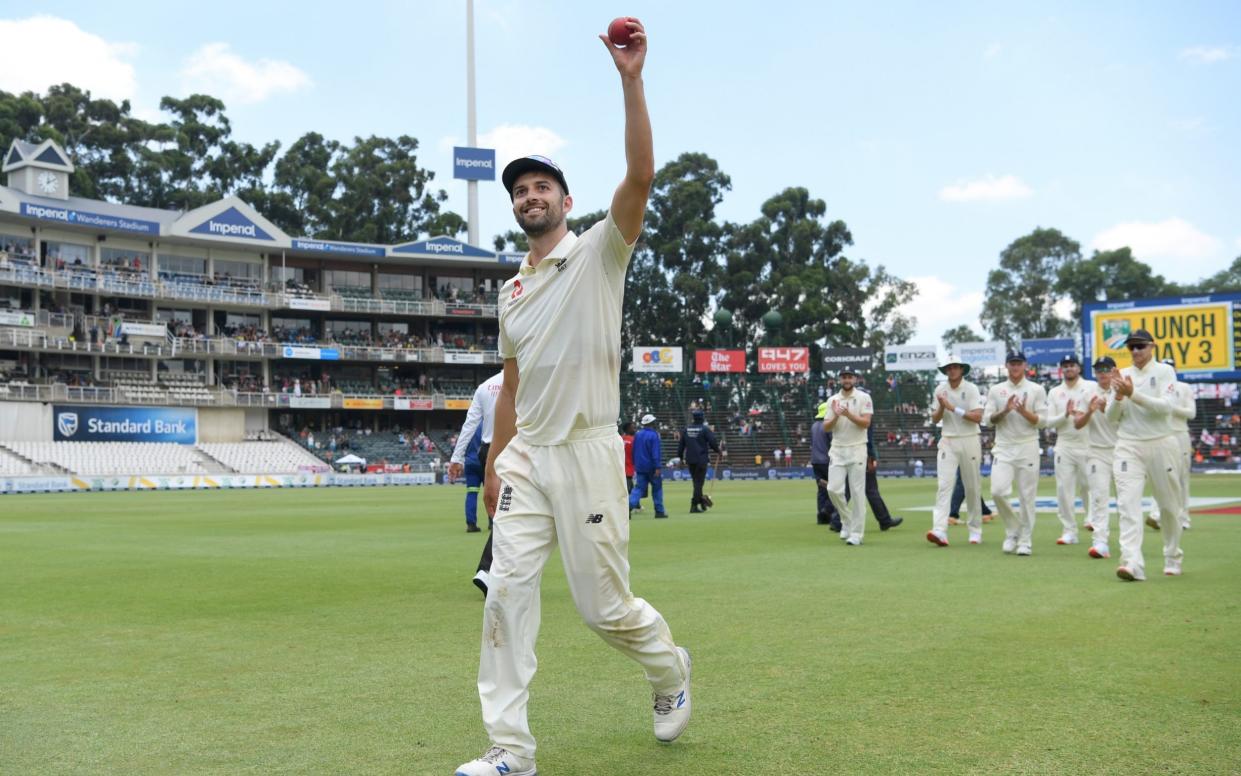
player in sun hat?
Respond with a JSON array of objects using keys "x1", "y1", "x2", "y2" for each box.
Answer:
[
  {"x1": 1105, "y1": 329, "x2": 1185, "y2": 581},
  {"x1": 458, "y1": 18, "x2": 692, "y2": 776},
  {"x1": 1043, "y1": 353, "x2": 1096, "y2": 546},
  {"x1": 927, "y1": 353, "x2": 985, "y2": 547}
]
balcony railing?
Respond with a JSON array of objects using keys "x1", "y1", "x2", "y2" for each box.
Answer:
[
  {"x1": 0, "y1": 381, "x2": 474, "y2": 409},
  {"x1": 0, "y1": 327, "x2": 501, "y2": 365},
  {"x1": 0, "y1": 264, "x2": 498, "y2": 317}
]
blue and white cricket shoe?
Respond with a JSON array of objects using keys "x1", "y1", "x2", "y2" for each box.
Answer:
[
  {"x1": 454, "y1": 746, "x2": 536, "y2": 776},
  {"x1": 654, "y1": 647, "x2": 692, "y2": 743}
]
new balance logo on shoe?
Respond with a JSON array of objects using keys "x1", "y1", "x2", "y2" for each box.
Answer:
[
  {"x1": 585, "y1": 513, "x2": 603, "y2": 524},
  {"x1": 496, "y1": 765, "x2": 510, "y2": 775}
]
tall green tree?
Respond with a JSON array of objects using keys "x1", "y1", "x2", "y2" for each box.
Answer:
[
  {"x1": 1055, "y1": 247, "x2": 1175, "y2": 323},
  {"x1": 942, "y1": 324, "x2": 983, "y2": 350},
  {"x1": 980, "y1": 227, "x2": 1080, "y2": 346},
  {"x1": 1180, "y1": 255, "x2": 1241, "y2": 294}
]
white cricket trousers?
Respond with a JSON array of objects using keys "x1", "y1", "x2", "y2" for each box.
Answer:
[
  {"x1": 478, "y1": 426, "x2": 685, "y2": 760},
  {"x1": 1114, "y1": 435, "x2": 1184, "y2": 576},
  {"x1": 1086, "y1": 447, "x2": 1115, "y2": 546},
  {"x1": 827, "y1": 443, "x2": 867, "y2": 541},
  {"x1": 1152, "y1": 433, "x2": 1193, "y2": 527},
  {"x1": 1054, "y1": 445, "x2": 1090, "y2": 538},
  {"x1": 933, "y1": 435, "x2": 982, "y2": 535},
  {"x1": 990, "y1": 443, "x2": 1040, "y2": 546}
]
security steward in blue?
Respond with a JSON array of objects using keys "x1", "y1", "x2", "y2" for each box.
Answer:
[{"x1": 677, "y1": 408, "x2": 722, "y2": 513}]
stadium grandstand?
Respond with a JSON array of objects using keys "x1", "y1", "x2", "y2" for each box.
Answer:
[{"x1": 2, "y1": 138, "x2": 1238, "y2": 493}]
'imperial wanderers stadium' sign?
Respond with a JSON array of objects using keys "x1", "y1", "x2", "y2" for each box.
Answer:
[
  {"x1": 20, "y1": 202, "x2": 160, "y2": 235},
  {"x1": 53, "y1": 405, "x2": 197, "y2": 444}
]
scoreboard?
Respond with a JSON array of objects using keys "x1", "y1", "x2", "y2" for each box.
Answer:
[{"x1": 1082, "y1": 292, "x2": 1241, "y2": 381}]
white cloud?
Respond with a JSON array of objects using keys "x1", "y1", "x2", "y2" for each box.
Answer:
[
  {"x1": 1090, "y1": 218, "x2": 1221, "y2": 275},
  {"x1": 0, "y1": 16, "x2": 136, "y2": 101},
  {"x1": 938, "y1": 174, "x2": 1033, "y2": 203},
  {"x1": 480, "y1": 124, "x2": 568, "y2": 168},
  {"x1": 439, "y1": 124, "x2": 568, "y2": 172},
  {"x1": 1179, "y1": 45, "x2": 1236, "y2": 64},
  {"x1": 984, "y1": 42, "x2": 1002, "y2": 59},
  {"x1": 180, "y1": 43, "x2": 311, "y2": 105},
  {"x1": 903, "y1": 275, "x2": 985, "y2": 344}
]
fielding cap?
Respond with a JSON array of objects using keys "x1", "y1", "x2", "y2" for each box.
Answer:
[
  {"x1": 1006, "y1": 350, "x2": 1028, "y2": 364},
  {"x1": 1092, "y1": 355, "x2": 1117, "y2": 370},
  {"x1": 1124, "y1": 329, "x2": 1155, "y2": 346},
  {"x1": 502, "y1": 155, "x2": 569, "y2": 198}
]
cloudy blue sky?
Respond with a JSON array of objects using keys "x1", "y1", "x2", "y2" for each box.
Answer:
[{"x1": 2, "y1": 1, "x2": 1238, "y2": 344}]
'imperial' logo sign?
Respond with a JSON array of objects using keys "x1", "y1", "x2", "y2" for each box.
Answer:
[{"x1": 188, "y1": 206, "x2": 274, "y2": 241}]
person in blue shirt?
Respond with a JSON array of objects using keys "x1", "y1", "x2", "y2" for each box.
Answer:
[
  {"x1": 461, "y1": 427, "x2": 485, "y2": 532},
  {"x1": 677, "y1": 408, "x2": 722, "y2": 513},
  {"x1": 629, "y1": 413, "x2": 668, "y2": 518}
]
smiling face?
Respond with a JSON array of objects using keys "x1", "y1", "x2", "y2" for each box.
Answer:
[
  {"x1": 1006, "y1": 360, "x2": 1026, "y2": 382},
  {"x1": 1062, "y1": 363, "x2": 1081, "y2": 381},
  {"x1": 945, "y1": 364, "x2": 965, "y2": 383},
  {"x1": 511, "y1": 172, "x2": 572, "y2": 237},
  {"x1": 840, "y1": 373, "x2": 856, "y2": 391}
]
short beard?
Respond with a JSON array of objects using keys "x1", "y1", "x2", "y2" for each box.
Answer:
[{"x1": 515, "y1": 206, "x2": 564, "y2": 238}]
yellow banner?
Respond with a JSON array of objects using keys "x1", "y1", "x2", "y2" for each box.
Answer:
[
  {"x1": 342, "y1": 398, "x2": 383, "y2": 409},
  {"x1": 444, "y1": 399, "x2": 472, "y2": 410},
  {"x1": 1092, "y1": 301, "x2": 1234, "y2": 372}
]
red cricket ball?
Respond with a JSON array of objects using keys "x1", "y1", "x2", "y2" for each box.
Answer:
[{"x1": 608, "y1": 17, "x2": 635, "y2": 47}]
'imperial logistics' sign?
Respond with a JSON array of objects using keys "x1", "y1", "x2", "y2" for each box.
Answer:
[{"x1": 1083, "y1": 293, "x2": 1240, "y2": 380}]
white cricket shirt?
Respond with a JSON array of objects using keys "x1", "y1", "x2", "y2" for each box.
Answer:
[
  {"x1": 1106, "y1": 360, "x2": 1178, "y2": 441},
  {"x1": 1086, "y1": 383, "x2": 1119, "y2": 448},
  {"x1": 449, "y1": 371, "x2": 505, "y2": 464},
  {"x1": 984, "y1": 378, "x2": 1047, "y2": 451},
  {"x1": 936, "y1": 379, "x2": 983, "y2": 438},
  {"x1": 497, "y1": 211, "x2": 634, "y2": 446},
  {"x1": 1168, "y1": 381, "x2": 1196, "y2": 434},
  {"x1": 822, "y1": 388, "x2": 873, "y2": 448},
  {"x1": 1045, "y1": 378, "x2": 1096, "y2": 449}
]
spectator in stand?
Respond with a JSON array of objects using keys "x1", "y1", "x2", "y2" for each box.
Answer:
[{"x1": 784, "y1": 445, "x2": 792, "y2": 467}]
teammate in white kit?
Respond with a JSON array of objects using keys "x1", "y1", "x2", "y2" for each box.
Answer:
[
  {"x1": 822, "y1": 366, "x2": 874, "y2": 546},
  {"x1": 449, "y1": 371, "x2": 505, "y2": 595},
  {"x1": 984, "y1": 351, "x2": 1047, "y2": 556},
  {"x1": 927, "y1": 354, "x2": 985, "y2": 547},
  {"x1": 1105, "y1": 329, "x2": 1185, "y2": 581},
  {"x1": 455, "y1": 19, "x2": 692, "y2": 776},
  {"x1": 1146, "y1": 359, "x2": 1196, "y2": 532},
  {"x1": 1075, "y1": 356, "x2": 1120, "y2": 559},
  {"x1": 1043, "y1": 354, "x2": 1095, "y2": 546}
]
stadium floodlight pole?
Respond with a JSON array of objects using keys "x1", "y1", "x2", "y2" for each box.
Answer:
[{"x1": 465, "y1": 0, "x2": 479, "y2": 247}]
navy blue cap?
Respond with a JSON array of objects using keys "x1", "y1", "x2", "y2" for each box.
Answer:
[
  {"x1": 1124, "y1": 328, "x2": 1154, "y2": 346},
  {"x1": 1060, "y1": 354, "x2": 1081, "y2": 366},
  {"x1": 1005, "y1": 351, "x2": 1027, "y2": 363},
  {"x1": 502, "y1": 155, "x2": 569, "y2": 199},
  {"x1": 1092, "y1": 355, "x2": 1117, "y2": 369}
]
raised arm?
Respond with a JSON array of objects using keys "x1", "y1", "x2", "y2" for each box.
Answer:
[{"x1": 600, "y1": 18, "x2": 654, "y2": 243}]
